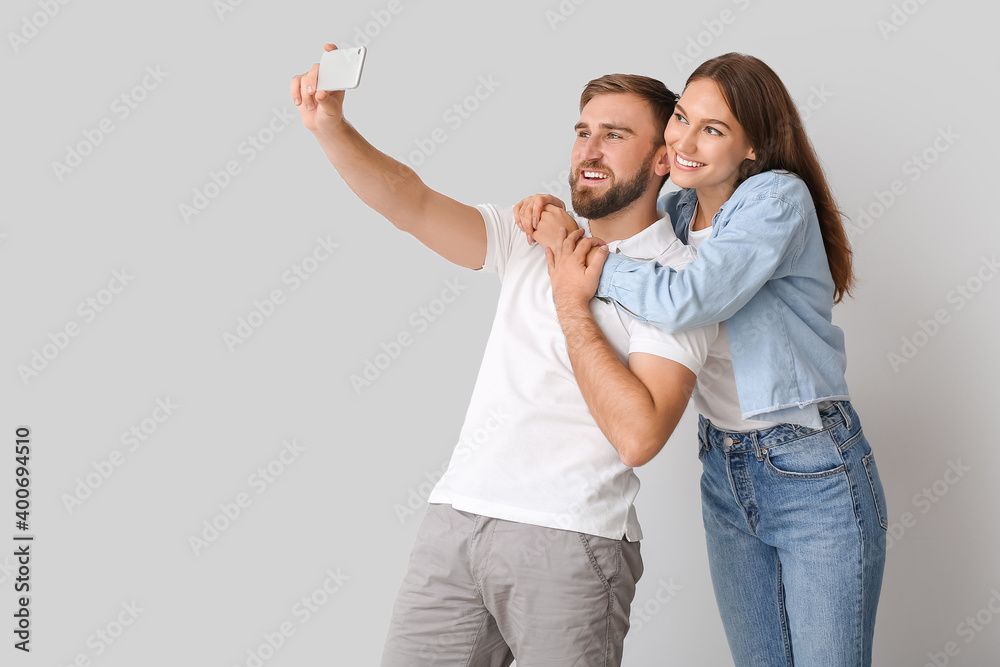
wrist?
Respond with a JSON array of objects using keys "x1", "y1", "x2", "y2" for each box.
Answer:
[
  {"x1": 312, "y1": 114, "x2": 348, "y2": 138},
  {"x1": 554, "y1": 297, "x2": 592, "y2": 322}
]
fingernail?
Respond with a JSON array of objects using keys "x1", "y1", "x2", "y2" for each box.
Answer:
[
  {"x1": 307, "y1": 85, "x2": 314, "y2": 93},
  {"x1": 294, "y1": 98, "x2": 301, "y2": 105},
  {"x1": 306, "y1": 104, "x2": 314, "y2": 110}
]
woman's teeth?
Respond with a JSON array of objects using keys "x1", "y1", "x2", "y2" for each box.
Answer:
[{"x1": 677, "y1": 156, "x2": 705, "y2": 168}]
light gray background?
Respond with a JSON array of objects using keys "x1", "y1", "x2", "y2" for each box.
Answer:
[{"x1": 3, "y1": 0, "x2": 998, "y2": 665}]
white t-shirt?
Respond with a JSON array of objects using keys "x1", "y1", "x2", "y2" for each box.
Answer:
[
  {"x1": 427, "y1": 205, "x2": 716, "y2": 541},
  {"x1": 686, "y1": 219, "x2": 779, "y2": 432}
]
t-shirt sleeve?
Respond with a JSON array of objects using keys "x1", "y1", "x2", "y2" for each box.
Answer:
[
  {"x1": 627, "y1": 316, "x2": 717, "y2": 376},
  {"x1": 476, "y1": 203, "x2": 518, "y2": 280}
]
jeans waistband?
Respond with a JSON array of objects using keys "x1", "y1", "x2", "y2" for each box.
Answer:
[{"x1": 698, "y1": 400, "x2": 860, "y2": 454}]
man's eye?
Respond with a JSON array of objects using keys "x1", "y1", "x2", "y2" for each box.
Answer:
[{"x1": 609, "y1": 133, "x2": 622, "y2": 139}]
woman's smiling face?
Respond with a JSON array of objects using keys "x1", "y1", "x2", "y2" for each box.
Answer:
[{"x1": 664, "y1": 78, "x2": 756, "y2": 199}]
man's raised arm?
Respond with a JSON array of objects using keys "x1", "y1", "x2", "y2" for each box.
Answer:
[{"x1": 293, "y1": 43, "x2": 486, "y2": 270}]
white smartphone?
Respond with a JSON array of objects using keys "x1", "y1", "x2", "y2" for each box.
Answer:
[{"x1": 317, "y1": 47, "x2": 367, "y2": 91}]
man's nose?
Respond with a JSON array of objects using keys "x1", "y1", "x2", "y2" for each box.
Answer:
[{"x1": 580, "y1": 136, "x2": 603, "y2": 161}]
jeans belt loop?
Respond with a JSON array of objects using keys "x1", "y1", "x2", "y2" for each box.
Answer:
[
  {"x1": 834, "y1": 401, "x2": 853, "y2": 430},
  {"x1": 750, "y1": 431, "x2": 767, "y2": 461}
]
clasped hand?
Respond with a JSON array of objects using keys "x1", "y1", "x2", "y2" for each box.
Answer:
[
  {"x1": 513, "y1": 196, "x2": 608, "y2": 312},
  {"x1": 544, "y1": 216, "x2": 608, "y2": 314}
]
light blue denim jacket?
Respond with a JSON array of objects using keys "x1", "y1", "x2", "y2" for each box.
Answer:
[{"x1": 595, "y1": 170, "x2": 850, "y2": 429}]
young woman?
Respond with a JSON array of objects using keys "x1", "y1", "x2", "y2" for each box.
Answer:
[{"x1": 517, "y1": 53, "x2": 887, "y2": 666}]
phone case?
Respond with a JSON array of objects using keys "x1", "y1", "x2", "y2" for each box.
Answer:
[{"x1": 317, "y1": 47, "x2": 367, "y2": 91}]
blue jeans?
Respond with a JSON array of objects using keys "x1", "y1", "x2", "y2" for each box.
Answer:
[{"x1": 698, "y1": 401, "x2": 887, "y2": 666}]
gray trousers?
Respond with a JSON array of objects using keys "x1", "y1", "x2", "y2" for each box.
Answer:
[{"x1": 380, "y1": 503, "x2": 643, "y2": 667}]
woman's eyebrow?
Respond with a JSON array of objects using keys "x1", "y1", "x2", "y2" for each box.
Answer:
[{"x1": 675, "y1": 103, "x2": 733, "y2": 131}]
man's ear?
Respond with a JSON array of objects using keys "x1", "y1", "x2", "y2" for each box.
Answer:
[{"x1": 654, "y1": 145, "x2": 671, "y2": 177}]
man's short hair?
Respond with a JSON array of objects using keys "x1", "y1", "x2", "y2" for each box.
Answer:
[{"x1": 579, "y1": 74, "x2": 679, "y2": 146}]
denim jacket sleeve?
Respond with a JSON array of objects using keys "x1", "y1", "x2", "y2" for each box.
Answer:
[{"x1": 595, "y1": 172, "x2": 811, "y2": 334}]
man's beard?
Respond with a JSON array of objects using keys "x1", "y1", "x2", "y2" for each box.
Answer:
[{"x1": 569, "y1": 148, "x2": 656, "y2": 221}]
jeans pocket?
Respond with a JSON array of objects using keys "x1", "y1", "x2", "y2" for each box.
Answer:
[
  {"x1": 862, "y1": 451, "x2": 889, "y2": 530},
  {"x1": 764, "y1": 431, "x2": 846, "y2": 479}
]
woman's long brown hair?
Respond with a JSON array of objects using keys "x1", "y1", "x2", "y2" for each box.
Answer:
[{"x1": 688, "y1": 53, "x2": 854, "y2": 303}]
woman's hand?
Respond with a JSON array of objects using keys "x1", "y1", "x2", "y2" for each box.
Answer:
[
  {"x1": 545, "y1": 228, "x2": 609, "y2": 315},
  {"x1": 534, "y1": 204, "x2": 582, "y2": 251},
  {"x1": 513, "y1": 194, "x2": 570, "y2": 245}
]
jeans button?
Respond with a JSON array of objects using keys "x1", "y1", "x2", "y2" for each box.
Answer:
[
  {"x1": 723, "y1": 436, "x2": 733, "y2": 447},
  {"x1": 760, "y1": 448, "x2": 768, "y2": 456}
]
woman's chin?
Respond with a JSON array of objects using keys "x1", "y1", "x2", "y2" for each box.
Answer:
[{"x1": 669, "y1": 172, "x2": 698, "y2": 189}]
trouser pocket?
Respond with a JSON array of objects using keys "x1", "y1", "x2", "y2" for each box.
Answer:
[{"x1": 862, "y1": 450, "x2": 889, "y2": 530}]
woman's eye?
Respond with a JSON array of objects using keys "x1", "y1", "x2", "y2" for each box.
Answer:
[
  {"x1": 705, "y1": 126, "x2": 723, "y2": 136},
  {"x1": 675, "y1": 113, "x2": 688, "y2": 124}
]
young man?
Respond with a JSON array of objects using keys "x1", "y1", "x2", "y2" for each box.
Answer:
[{"x1": 292, "y1": 44, "x2": 716, "y2": 666}]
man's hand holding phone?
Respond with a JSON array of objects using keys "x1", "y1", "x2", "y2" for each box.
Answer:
[{"x1": 291, "y1": 43, "x2": 349, "y2": 134}]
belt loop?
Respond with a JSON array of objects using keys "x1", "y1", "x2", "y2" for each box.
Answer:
[
  {"x1": 749, "y1": 431, "x2": 766, "y2": 461},
  {"x1": 835, "y1": 401, "x2": 853, "y2": 430}
]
